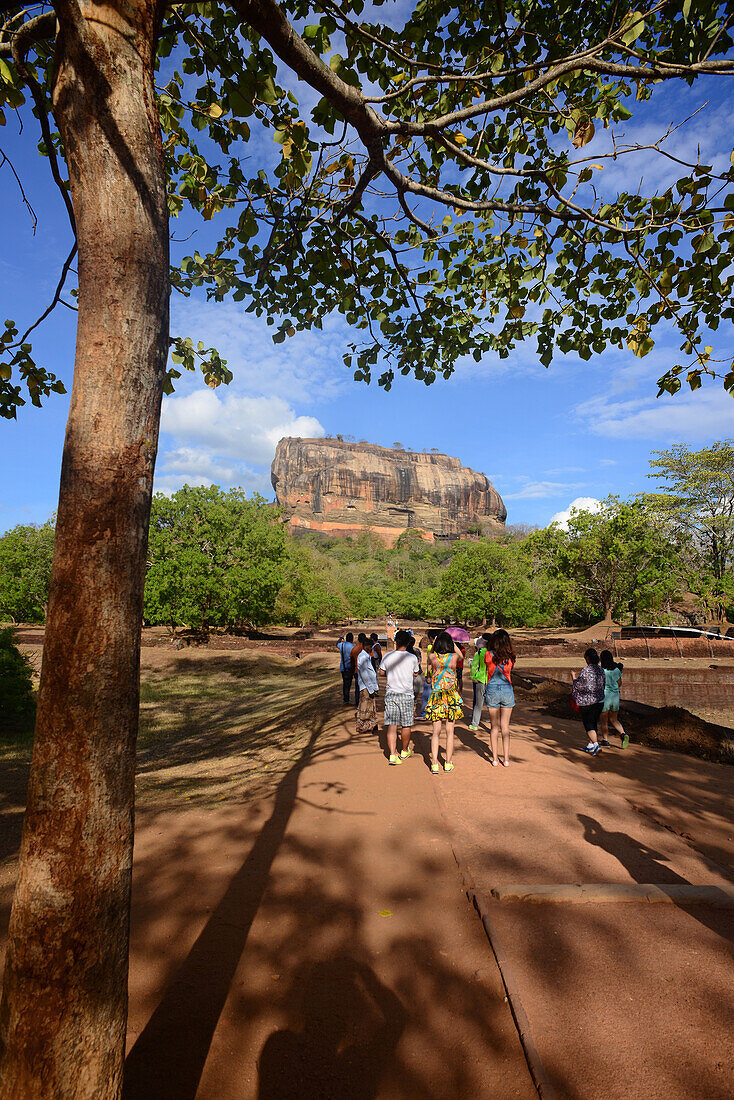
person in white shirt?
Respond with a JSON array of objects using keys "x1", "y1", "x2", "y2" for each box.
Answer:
[
  {"x1": 356, "y1": 641, "x2": 379, "y2": 733},
  {"x1": 379, "y1": 630, "x2": 420, "y2": 765}
]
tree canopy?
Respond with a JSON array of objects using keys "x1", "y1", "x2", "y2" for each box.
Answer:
[
  {"x1": 534, "y1": 496, "x2": 678, "y2": 621},
  {"x1": 644, "y1": 438, "x2": 734, "y2": 617},
  {"x1": 145, "y1": 486, "x2": 287, "y2": 629},
  {"x1": 0, "y1": 521, "x2": 55, "y2": 623},
  {"x1": 2, "y1": 0, "x2": 734, "y2": 415}
]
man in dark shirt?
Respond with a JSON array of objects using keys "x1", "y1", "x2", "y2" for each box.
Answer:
[{"x1": 337, "y1": 632, "x2": 356, "y2": 706}]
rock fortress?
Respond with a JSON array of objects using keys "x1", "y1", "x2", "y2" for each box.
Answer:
[{"x1": 271, "y1": 437, "x2": 507, "y2": 546}]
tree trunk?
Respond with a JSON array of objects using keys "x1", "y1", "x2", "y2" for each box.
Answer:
[{"x1": 0, "y1": 2, "x2": 168, "y2": 1096}]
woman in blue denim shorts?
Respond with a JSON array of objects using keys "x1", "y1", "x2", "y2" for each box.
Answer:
[{"x1": 484, "y1": 630, "x2": 516, "y2": 767}]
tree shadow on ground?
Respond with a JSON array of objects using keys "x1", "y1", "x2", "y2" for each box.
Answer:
[
  {"x1": 123, "y1": 719, "x2": 329, "y2": 1099},
  {"x1": 257, "y1": 955, "x2": 406, "y2": 1100},
  {"x1": 123, "y1": 713, "x2": 529, "y2": 1100}
]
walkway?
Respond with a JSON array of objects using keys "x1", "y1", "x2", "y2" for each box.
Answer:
[
  {"x1": 3, "y1": 673, "x2": 732, "y2": 1098},
  {"x1": 122, "y1": 707, "x2": 536, "y2": 1099}
]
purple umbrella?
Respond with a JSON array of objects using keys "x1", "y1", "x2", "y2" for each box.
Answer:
[{"x1": 445, "y1": 626, "x2": 471, "y2": 643}]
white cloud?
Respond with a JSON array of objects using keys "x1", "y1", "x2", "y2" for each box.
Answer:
[
  {"x1": 160, "y1": 446, "x2": 238, "y2": 483},
  {"x1": 160, "y1": 390, "x2": 324, "y2": 465},
  {"x1": 170, "y1": 300, "x2": 352, "y2": 406},
  {"x1": 575, "y1": 387, "x2": 734, "y2": 441},
  {"x1": 153, "y1": 445, "x2": 274, "y2": 497},
  {"x1": 503, "y1": 478, "x2": 582, "y2": 501},
  {"x1": 550, "y1": 496, "x2": 603, "y2": 530}
]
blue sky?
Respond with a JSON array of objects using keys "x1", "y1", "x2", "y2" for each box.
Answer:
[{"x1": 2, "y1": 23, "x2": 733, "y2": 536}]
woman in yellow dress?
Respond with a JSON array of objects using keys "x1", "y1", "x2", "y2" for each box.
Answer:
[{"x1": 425, "y1": 631, "x2": 464, "y2": 773}]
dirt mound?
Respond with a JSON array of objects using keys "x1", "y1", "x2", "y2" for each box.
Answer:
[{"x1": 571, "y1": 618, "x2": 621, "y2": 641}]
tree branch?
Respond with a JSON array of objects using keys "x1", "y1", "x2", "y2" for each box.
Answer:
[
  {"x1": 233, "y1": 0, "x2": 386, "y2": 149},
  {"x1": 11, "y1": 240, "x2": 78, "y2": 346},
  {"x1": 0, "y1": 10, "x2": 55, "y2": 57},
  {"x1": 9, "y1": 10, "x2": 76, "y2": 234},
  {"x1": 0, "y1": 144, "x2": 37, "y2": 230}
]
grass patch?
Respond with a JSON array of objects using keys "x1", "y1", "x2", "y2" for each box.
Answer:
[{"x1": 135, "y1": 653, "x2": 339, "y2": 806}]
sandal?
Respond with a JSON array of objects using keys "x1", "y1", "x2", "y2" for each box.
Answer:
[
  {"x1": 501, "y1": 759, "x2": 510, "y2": 767},
  {"x1": 491, "y1": 759, "x2": 499, "y2": 767}
]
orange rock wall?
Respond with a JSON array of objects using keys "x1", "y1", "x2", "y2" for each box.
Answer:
[{"x1": 271, "y1": 438, "x2": 507, "y2": 543}]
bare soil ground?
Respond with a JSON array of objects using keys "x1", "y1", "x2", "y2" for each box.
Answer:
[
  {"x1": 1, "y1": 648, "x2": 537, "y2": 1100},
  {"x1": 2, "y1": 644, "x2": 733, "y2": 1097}
]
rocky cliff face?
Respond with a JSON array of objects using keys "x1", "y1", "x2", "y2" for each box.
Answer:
[{"x1": 271, "y1": 438, "x2": 507, "y2": 544}]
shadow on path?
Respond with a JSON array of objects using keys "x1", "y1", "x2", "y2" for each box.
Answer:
[
  {"x1": 257, "y1": 955, "x2": 406, "y2": 1100},
  {"x1": 579, "y1": 814, "x2": 734, "y2": 947},
  {"x1": 123, "y1": 718, "x2": 330, "y2": 1100}
]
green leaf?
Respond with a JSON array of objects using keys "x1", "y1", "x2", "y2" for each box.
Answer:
[
  {"x1": 259, "y1": 76, "x2": 277, "y2": 105},
  {"x1": 620, "y1": 11, "x2": 646, "y2": 46}
]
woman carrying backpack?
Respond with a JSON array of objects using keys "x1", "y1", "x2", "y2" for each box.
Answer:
[
  {"x1": 484, "y1": 630, "x2": 516, "y2": 767},
  {"x1": 571, "y1": 648, "x2": 606, "y2": 756}
]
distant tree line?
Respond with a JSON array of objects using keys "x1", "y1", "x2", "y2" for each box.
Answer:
[{"x1": 1, "y1": 442, "x2": 732, "y2": 631}]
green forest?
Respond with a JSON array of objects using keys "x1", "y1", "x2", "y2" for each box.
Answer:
[{"x1": 2, "y1": 441, "x2": 732, "y2": 631}]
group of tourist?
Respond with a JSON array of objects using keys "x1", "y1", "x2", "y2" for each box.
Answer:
[{"x1": 336, "y1": 627, "x2": 627, "y2": 770}]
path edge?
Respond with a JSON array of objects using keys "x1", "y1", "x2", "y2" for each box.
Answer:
[
  {"x1": 472, "y1": 888, "x2": 557, "y2": 1100},
  {"x1": 426, "y1": 775, "x2": 556, "y2": 1100}
]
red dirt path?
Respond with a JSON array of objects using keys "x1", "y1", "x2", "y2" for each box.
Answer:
[{"x1": 1, "y1": 654, "x2": 733, "y2": 1098}]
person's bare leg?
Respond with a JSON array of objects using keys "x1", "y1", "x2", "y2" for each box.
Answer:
[
  {"x1": 500, "y1": 706, "x2": 513, "y2": 764},
  {"x1": 599, "y1": 710, "x2": 609, "y2": 742},
  {"x1": 610, "y1": 711, "x2": 626, "y2": 740},
  {"x1": 445, "y1": 722, "x2": 455, "y2": 765},
  {"x1": 431, "y1": 721, "x2": 441, "y2": 767},
  {"x1": 401, "y1": 725, "x2": 412, "y2": 752},
  {"x1": 387, "y1": 724, "x2": 398, "y2": 757},
  {"x1": 488, "y1": 707, "x2": 500, "y2": 763}
]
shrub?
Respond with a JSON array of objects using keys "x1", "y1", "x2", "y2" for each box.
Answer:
[{"x1": 0, "y1": 627, "x2": 36, "y2": 737}]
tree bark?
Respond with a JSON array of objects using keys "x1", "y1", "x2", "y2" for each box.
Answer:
[{"x1": 0, "y1": 1, "x2": 168, "y2": 1096}]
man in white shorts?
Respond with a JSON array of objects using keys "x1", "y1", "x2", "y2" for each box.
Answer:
[{"x1": 379, "y1": 629, "x2": 420, "y2": 766}]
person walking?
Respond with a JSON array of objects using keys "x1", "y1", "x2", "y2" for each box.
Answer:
[
  {"x1": 369, "y1": 632, "x2": 383, "y2": 673},
  {"x1": 469, "y1": 632, "x2": 492, "y2": 730},
  {"x1": 425, "y1": 631, "x2": 464, "y2": 773},
  {"x1": 350, "y1": 632, "x2": 367, "y2": 708},
  {"x1": 337, "y1": 632, "x2": 356, "y2": 706},
  {"x1": 379, "y1": 629, "x2": 420, "y2": 765},
  {"x1": 455, "y1": 644, "x2": 466, "y2": 692},
  {"x1": 484, "y1": 630, "x2": 516, "y2": 767},
  {"x1": 599, "y1": 649, "x2": 629, "y2": 748},
  {"x1": 356, "y1": 640, "x2": 379, "y2": 733},
  {"x1": 572, "y1": 648, "x2": 606, "y2": 755},
  {"x1": 406, "y1": 633, "x2": 424, "y2": 721},
  {"x1": 418, "y1": 629, "x2": 438, "y2": 719}
]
